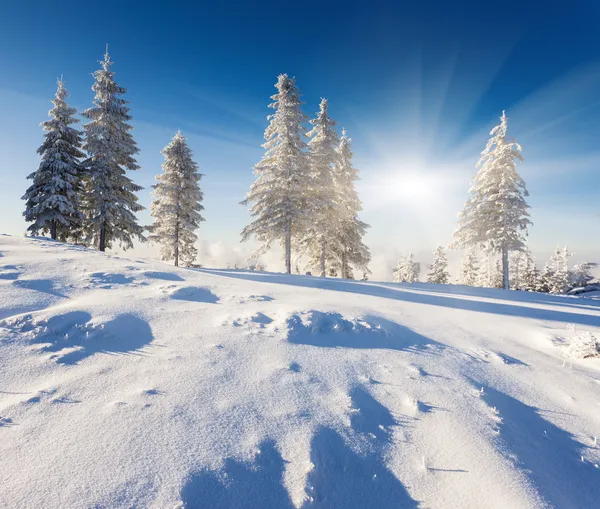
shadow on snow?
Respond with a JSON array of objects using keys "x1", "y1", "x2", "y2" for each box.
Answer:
[
  {"x1": 30, "y1": 311, "x2": 154, "y2": 364},
  {"x1": 287, "y1": 311, "x2": 443, "y2": 352},
  {"x1": 171, "y1": 286, "x2": 219, "y2": 304},
  {"x1": 194, "y1": 269, "x2": 600, "y2": 327},
  {"x1": 479, "y1": 384, "x2": 600, "y2": 508},
  {"x1": 181, "y1": 387, "x2": 418, "y2": 508},
  {"x1": 180, "y1": 440, "x2": 294, "y2": 509},
  {"x1": 143, "y1": 271, "x2": 185, "y2": 282}
]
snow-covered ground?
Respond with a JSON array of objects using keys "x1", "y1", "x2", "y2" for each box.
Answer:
[{"x1": 1, "y1": 235, "x2": 599, "y2": 509}]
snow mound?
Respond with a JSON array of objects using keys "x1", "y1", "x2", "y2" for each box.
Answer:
[{"x1": 1, "y1": 236, "x2": 600, "y2": 509}]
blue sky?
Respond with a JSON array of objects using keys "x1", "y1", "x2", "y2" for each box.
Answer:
[{"x1": 1, "y1": 0, "x2": 599, "y2": 276}]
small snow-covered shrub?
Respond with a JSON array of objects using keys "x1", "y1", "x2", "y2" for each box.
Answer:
[{"x1": 567, "y1": 332, "x2": 600, "y2": 359}]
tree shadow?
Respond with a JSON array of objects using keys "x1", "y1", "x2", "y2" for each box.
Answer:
[
  {"x1": 302, "y1": 427, "x2": 418, "y2": 508},
  {"x1": 349, "y1": 386, "x2": 400, "y2": 442},
  {"x1": 171, "y1": 286, "x2": 219, "y2": 303},
  {"x1": 143, "y1": 271, "x2": 184, "y2": 281},
  {"x1": 406, "y1": 282, "x2": 600, "y2": 312},
  {"x1": 479, "y1": 384, "x2": 600, "y2": 507},
  {"x1": 180, "y1": 440, "x2": 294, "y2": 509},
  {"x1": 30, "y1": 311, "x2": 154, "y2": 365},
  {"x1": 287, "y1": 312, "x2": 442, "y2": 352},
  {"x1": 196, "y1": 270, "x2": 600, "y2": 327},
  {"x1": 302, "y1": 386, "x2": 418, "y2": 507}
]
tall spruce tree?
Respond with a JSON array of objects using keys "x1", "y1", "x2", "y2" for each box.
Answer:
[
  {"x1": 148, "y1": 131, "x2": 204, "y2": 267},
  {"x1": 302, "y1": 98, "x2": 339, "y2": 277},
  {"x1": 241, "y1": 74, "x2": 309, "y2": 274},
  {"x1": 452, "y1": 111, "x2": 531, "y2": 289},
  {"x1": 23, "y1": 79, "x2": 84, "y2": 241},
  {"x1": 332, "y1": 129, "x2": 370, "y2": 279},
  {"x1": 81, "y1": 48, "x2": 144, "y2": 251},
  {"x1": 427, "y1": 245, "x2": 450, "y2": 284}
]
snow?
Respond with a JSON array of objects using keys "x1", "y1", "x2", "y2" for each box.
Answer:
[{"x1": 1, "y1": 235, "x2": 600, "y2": 508}]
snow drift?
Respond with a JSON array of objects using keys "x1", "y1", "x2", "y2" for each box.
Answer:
[{"x1": 1, "y1": 235, "x2": 599, "y2": 508}]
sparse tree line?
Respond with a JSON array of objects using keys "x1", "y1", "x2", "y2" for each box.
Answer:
[
  {"x1": 392, "y1": 112, "x2": 598, "y2": 294},
  {"x1": 23, "y1": 57, "x2": 369, "y2": 275},
  {"x1": 22, "y1": 54, "x2": 596, "y2": 292},
  {"x1": 393, "y1": 244, "x2": 598, "y2": 294},
  {"x1": 22, "y1": 48, "x2": 204, "y2": 267}
]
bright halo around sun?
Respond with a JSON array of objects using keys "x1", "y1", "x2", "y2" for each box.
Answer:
[{"x1": 363, "y1": 168, "x2": 438, "y2": 209}]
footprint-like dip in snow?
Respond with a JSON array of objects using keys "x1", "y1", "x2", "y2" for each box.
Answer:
[
  {"x1": 222, "y1": 312, "x2": 275, "y2": 330},
  {"x1": 143, "y1": 271, "x2": 184, "y2": 282},
  {"x1": 0, "y1": 265, "x2": 21, "y2": 281},
  {"x1": 0, "y1": 416, "x2": 14, "y2": 427},
  {"x1": 171, "y1": 286, "x2": 219, "y2": 303},
  {"x1": 85, "y1": 272, "x2": 136, "y2": 289},
  {"x1": 237, "y1": 294, "x2": 275, "y2": 304}
]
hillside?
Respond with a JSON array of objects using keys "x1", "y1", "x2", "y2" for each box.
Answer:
[{"x1": 1, "y1": 235, "x2": 599, "y2": 508}]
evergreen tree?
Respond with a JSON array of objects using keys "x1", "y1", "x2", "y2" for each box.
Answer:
[
  {"x1": 148, "y1": 131, "x2": 204, "y2": 267},
  {"x1": 452, "y1": 111, "x2": 531, "y2": 289},
  {"x1": 539, "y1": 247, "x2": 570, "y2": 294},
  {"x1": 426, "y1": 245, "x2": 450, "y2": 284},
  {"x1": 332, "y1": 129, "x2": 370, "y2": 279},
  {"x1": 491, "y1": 259, "x2": 504, "y2": 288},
  {"x1": 23, "y1": 79, "x2": 84, "y2": 241},
  {"x1": 458, "y1": 248, "x2": 479, "y2": 286},
  {"x1": 241, "y1": 74, "x2": 309, "y2": 274},
  {"x1": 302, "y1": 98, "x2": 339, "y2": 277},
  {"x1": 393, "y1": 252, "x2": 419, "y2": 283},
  {"x1": 476, "y1": 248, "x2": 494, "y2": 288},
  {"x1": 570, "y1": 261, "x2": 598, "y2": 288},
  {"x1": 511, "y1": 248, "x2": 538, "y2": 290},
  {"x1": 81, "y1": 48, "x2": 144, "y2": 251}
]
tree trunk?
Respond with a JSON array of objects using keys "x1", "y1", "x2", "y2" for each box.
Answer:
[
  {"x1": 341, "y1": 248, "x2": 348, "y2": 279},
  {"x1": 320, "y1": 237, "x2": 326, "y2": 277},
  {"x1": 99, "y1": 224, "x2": 106, "y2": 252},
  {"x1": 285, "y1": 219, "x2": 291, "y2": 274},
  {"x1": 502, "y1": 244, "x2": 509, "y2": 290},
  {"x1": 50, "y1": 220, "x2": 57, "y2": 240},
  {"x1": 174, "y1": 215, "x2": 179, "y2": 267}
]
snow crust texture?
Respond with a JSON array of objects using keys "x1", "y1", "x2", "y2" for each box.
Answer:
[{"x1": 1, "y1": 236, "x2": 599, "y2": 508}]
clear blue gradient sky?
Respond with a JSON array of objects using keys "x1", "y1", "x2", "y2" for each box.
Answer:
[{"x1": 1, "y1": 0, "x2": 599, "y2": 276}]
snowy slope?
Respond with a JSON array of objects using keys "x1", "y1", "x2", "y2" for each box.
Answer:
[{"x1": 1, "y1": 235, "x2": 599, "y2": 509}]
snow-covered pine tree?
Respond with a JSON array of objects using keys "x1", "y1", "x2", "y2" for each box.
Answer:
[
  {"x1": 393, "y1": 252, "x2": 419, "y2": 283},
  {"x1": 570, "y1": 261, "x2": 598, "y2": 288},
  {"x1": 510, "y1": 248, "x2": 537, "y2": 290},
  {"x1": 148, "y1": 131, "x2": 205, "y2": 267},
  {"x1": 241, "y1": 74, "x2": 309, "y2": 274},
  {"x1": 81, "y1": 48, "x2": 144, "y2": 252},
  {"x1": 458, "y1": 248, "x2": 479, "y2": 286},
  {"x1": 426, "y1": 245, "x2": 450, "y2": 284},
  {"x1": 392, "y1": 259, "x2": 404, "y2": 283},
  {"x1": 491, "y1": 259, "x2": 504, "y2": 288},
  {"x1": 452, "y1": 111, "x2": 531, "y2": 290},
  {"x1": 520, "y1": 250, "x2": 539, "y2": 291},
  {"x1": 539, "y1": 247, "x2": 570, "y2": 294},
  {"x1": 302, "y1": 98, "x2": 339, "y2": 277},
  {"x1": 332, "y1": 128, "x2": 370, "y2": 279},
  {"x1": 23, "y1": 79, "x2": 85, "y2": 241}
]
